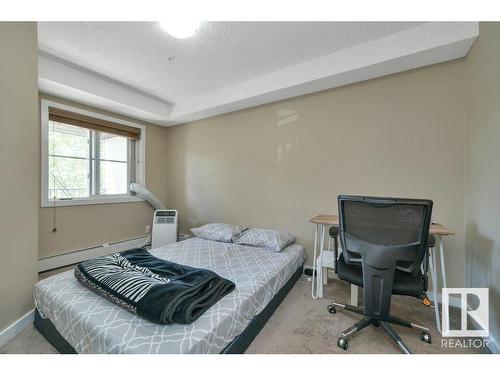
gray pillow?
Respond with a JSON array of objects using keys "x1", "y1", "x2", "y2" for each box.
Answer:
[
  {"x1": 233, "y1": 228, "x2": 296, "y2": 252},
  {"x1": 190, "y1": 223, "x2": 246, "y2": 243}
]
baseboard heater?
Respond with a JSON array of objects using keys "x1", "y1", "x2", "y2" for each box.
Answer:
[{"x1": 38, "y1": 236, "x2": 149, "y2": 272}]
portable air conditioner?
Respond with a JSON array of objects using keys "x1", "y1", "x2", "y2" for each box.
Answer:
[{"x1": 151, "y1": 209, "x2": 178, "y2": 248}]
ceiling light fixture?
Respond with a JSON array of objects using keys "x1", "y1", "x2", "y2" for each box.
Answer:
[{"x1": 158, "y1": 20, "x2": 201, "y2": 39}]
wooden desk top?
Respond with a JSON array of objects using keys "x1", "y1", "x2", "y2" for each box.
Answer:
[{"x1": 310, "y1": 214, "x2": 455, "y2": 236}]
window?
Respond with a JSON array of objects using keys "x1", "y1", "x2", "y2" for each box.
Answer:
[{"x1": 41, "y1": 100, "x2": 145, "y2": 207}]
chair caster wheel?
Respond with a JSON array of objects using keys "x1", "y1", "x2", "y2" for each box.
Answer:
[
  {"x1": 337, "y1": 337, "x2": 348, "y2": 350},
  {"x1": 327, "y1": 305, "x2": 336, "y2": 314},
  {"x1": 421, "y1": 332, "x2": 432, "y2": 344}
]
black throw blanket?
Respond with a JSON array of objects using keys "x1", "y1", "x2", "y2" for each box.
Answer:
[{"x1": 74, "y1": 248, "x2": 235, "y2": 324}]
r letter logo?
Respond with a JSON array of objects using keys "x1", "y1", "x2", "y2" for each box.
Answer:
[{"x1": 442, "y1": 288, "x2": 489, "y2": 337}]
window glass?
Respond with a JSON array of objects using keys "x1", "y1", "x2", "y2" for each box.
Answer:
[
  {"x1": 49, "y1": 121, "x2": 89, "y2": 158},
  {"x1": 48, "y1": 121, "x2": 90, "y2": 199},
  {"x1": 99, "y1": 132, "x2": 127, "y2": 162},
  {"x1": 97, "y1": 132, "x2": 128, "y2": 195}
]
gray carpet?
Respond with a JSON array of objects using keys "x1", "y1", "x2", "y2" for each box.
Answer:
[
  {"x1": 1, "y1": 270, "x2": 486, "y2": 354},
  {"x1": 247, "y1": 276, "x2": 486, "y2": 354}
]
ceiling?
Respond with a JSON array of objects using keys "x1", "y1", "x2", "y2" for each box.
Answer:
[
  {"x1": 37, "y1": 22, "x2": 479, "y2": 126},
  {"x1": 38, "y1": 22, "x2": 423, "y2": 101}
]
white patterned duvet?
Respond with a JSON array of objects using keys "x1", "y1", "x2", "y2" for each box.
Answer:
[{"x1": 34, "y1": 237, "x2": 305, "y2": 353}]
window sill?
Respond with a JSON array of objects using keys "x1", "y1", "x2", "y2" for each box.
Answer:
[{"x1": 41, "y1": 195, "x2": 144, "y2": 208}]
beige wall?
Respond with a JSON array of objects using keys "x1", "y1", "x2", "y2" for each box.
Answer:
[
  {"x1": 464, "y1": 22, "x2": 500, "y2": 350},
  {"x1": 165, "y1": 59, "x2": 466, "y2": 288},
  {"x1": 0, "y1": 23, "x2": 38, "y2": 331},
  {"x1": 38, "y1": 95, "x2": 169, "y2": 258}
]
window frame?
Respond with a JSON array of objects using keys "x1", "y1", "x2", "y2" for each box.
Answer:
[{"x1": 41, "y1": 99, "x2": 146, "y2": 207}]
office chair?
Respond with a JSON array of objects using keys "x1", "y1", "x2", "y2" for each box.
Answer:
[{"x1": 327, "y1": 195, "x2": 433, "y2": 354}]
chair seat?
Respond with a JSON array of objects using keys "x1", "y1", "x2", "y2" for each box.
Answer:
[{"x1": 337, "y1": 253, "x2": 426, "y2": 299}]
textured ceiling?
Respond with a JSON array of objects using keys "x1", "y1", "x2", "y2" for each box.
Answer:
[
  {"x1": 37, "y1": 22, "x2": 478, "y2": 125},
  {"x1": 38, "y1": 22, "x2": 423, "y2": 102}
]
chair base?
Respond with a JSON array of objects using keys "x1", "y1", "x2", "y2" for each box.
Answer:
[{"x1": 328, "y1": 301, "x2": 431, "y2": 354}]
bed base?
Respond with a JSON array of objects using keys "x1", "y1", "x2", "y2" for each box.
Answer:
[{"x1": 33, "y1": 265, "x2": 304, "y2": 354}]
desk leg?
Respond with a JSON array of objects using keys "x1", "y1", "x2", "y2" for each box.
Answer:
[
  {"x1": 350, "y1": 285, "x2": 359, "y2": 307},
  {"x1": 311, "y1": 224, "x2": 319, "y2": 299},
  {"x1": 438, "y1": 236, "x2": 448, "y2": 290},
  {"x1": 429, "y1": 247, "x2": 442, "y2": 333},
  {"x1": 317, "y1": 224, "x2": 326, "y2": 298}
]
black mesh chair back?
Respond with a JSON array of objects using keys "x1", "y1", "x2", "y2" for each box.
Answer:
[{"x1": 338, "y1": 195, "x2": 432, "y2": 320}]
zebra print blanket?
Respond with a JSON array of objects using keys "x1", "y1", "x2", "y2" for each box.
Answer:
[{"x1": 74, "y1": 248, "x2": 235, "y2": 324}]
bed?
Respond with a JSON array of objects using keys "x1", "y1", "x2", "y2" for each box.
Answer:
[{"x1": 33, "y1": 237, "x2": 305, "y2": 354}]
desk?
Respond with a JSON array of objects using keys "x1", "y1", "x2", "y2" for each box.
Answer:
[{"x1": 310, "y1": 214, "x2": 454, "y2": 333}]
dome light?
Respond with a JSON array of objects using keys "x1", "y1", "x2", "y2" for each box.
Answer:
[{"x1": 158, "y1": 20, "x2": 201, "y2": 39}]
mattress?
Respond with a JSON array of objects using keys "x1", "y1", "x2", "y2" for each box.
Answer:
[{"x1": 34, "y1": 237, "x2": 305, "y2": 354}]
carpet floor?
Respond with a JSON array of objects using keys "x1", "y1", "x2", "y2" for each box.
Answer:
[{"x1": 1, "y1": 269, "x2": 487, "y2": 354}]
